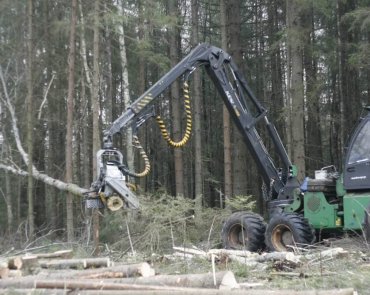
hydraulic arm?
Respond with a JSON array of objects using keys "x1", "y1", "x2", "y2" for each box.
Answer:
[
  {"x1": 87, "y1": 43, "x2": 370, "y2": 253},
  {"x1": 104, "y1": 43, "x2": 298, "y2": 202}
]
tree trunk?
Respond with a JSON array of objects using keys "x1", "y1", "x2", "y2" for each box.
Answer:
[
  {"x1": 4, "y1": 142, "x2": 13, "y2": 234},
  {"x1": 220, "y1": 0, "x2": 233, "y2": 201},
  {"x1": 8, "y1": 256, "x2": 39, "y2": 271},
  {"x1": 0, "y1": 271, "x2": 237, "y2": 291},
  {"x1": 0, "y1": 163, "x2": 88, "y2": 196},
  {"x1": 65, "y1": 0, "x2": 77, "y2": 242},
  {"x1": 265, "y1": 0, "x2": 285, "y2": 213},
  {"x1": 1, "y1": 123, "x2": 14, "y2": 234},
  {"x1": 43, "y1": 0, "x2": 57, "y2": 232},
  {"x1": 286, "y1": 0, "x2": 306, "y2": 180},
  {"x1": 302, "y1": 3, "x2": 322, "y2": 176},
  {"x1": 39, "y1": 258, "x2": 111, "y2": 269},
  {"x1": 39, "y1": 263, "x2": 154, "y2": 278},
  {"x1": 137, "y1": 0, "x2": 148, "y2": 191},
  {"x1": 94, "y1": 271, "x2": 237, "y2": 289},
  {"x1": 338, "y1": 0, "x2": 360, "y2": 157},
  {"x1": 117, "y1": 0, "x2": 134, "y2": 173},
  {"x1": 191, "y1": 0, "x2": 203, "y2": 208},
  {"x1": 91, "y1": 0, "x2": 101, "y2": 256},
  {"x1": 26, "y1": 0, "x2": 35, "y2": 239},
  {"x1": 78, "y1": 0, "x2": 92, "y2": 189},
  {"x1": 81, "y1": 75, "x2": 91, "y2": 188},
  {"x1": 104, "y1": 4, "x2": 113, "y2": 126},
  {"x1": 228, "y1": 0, "x2": 248, "y2": 197},
  {"x1": 168, "y1": 0, "x2": 184, "y2": 197}
]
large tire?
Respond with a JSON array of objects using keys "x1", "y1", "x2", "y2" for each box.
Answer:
[
  {"x1": 265, "y1": 213, "x2": 315, "y2": 252},
  {"x1": 221, "y1": 212, "x2": 266, "y2": 252},
  {"x1": 364, "y1": 203, "x2": 370, "y2": 243}
]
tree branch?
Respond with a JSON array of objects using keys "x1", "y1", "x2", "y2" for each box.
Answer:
[
  {"x1": 38, "y1": 73, "x2": 55, "y2": 120},
  {"x1": 0, "y1": 65, "x2": 89, "y2": 197}
]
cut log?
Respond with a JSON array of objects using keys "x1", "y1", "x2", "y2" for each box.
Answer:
[
  {"x1": 0, "y1": 289, "x2": 67, "y2": 295},
  {"x1": 0, "y1": 287, "x2": 355, "y2": 295},
  {"x1": 270, "y1": 271, "x2": 336, "y2": 277},
  {"x1": 7, "y1": 255, "x2": 39, "y2": 273},
  {"x1": 173, "y1": 246, "x2": 207, "y2": 256},
  {"x1": 256, "y1": 252, "x2": 300, "y2": 265},
  {"x1": 39, "y1": 257, "x2": 111, "y2": 269},
  {"x1": 33, "y1": 249, "x2": 73, "y2": 259},
  {"x1": 67, "y1": 288, "x2": 355, "y2": 295},
  {"x1": 207, "y1": 249, "x2": 257, "y2": 258},
  {"x1": 172, "y1": 247, "x2": 299, "y2": 267},
  {"x1": 8, "y1": 257, "x2": 22, "y2": 270},
  {"x1": 0, "y1": 261, "x2": 8, "y2": 279},
  {"x1": 173, "y1": 247, "x2": 258, "y2": 260},
  {"x1": 0, "y1": 268, "x2": 8, "y2": 279},
  {"x1": 103, "y1": 271, "x2": 238, "y2": 289},
  {"x1": 0, "y1": 278, "x2": 233, "y2": 292},
  {"x1": 79, "y1": 263, "x2": 155, "y2": 279},
  {"x1": 0, "y1": 271, "x2": 236, "y2": 290},
  {"x1": 8, "y1": 256, "x2": 23, "y2": 269},
  {"x1": 37, "y1": 262, "x2": 155, "y2": 279},
  {"x1": 304, "y1": 247, "x2": 348, "y2": 260}
]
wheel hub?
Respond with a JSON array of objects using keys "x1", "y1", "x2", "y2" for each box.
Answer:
[
  {"x1": 266, "y1": 213, "x2": 315, "y2": 252},
  {"x1": 272, "y1": 224, "x2": 294, "y2": 251},
  {"x1": 281, "y1": 230, "x2": 293, "y2": 245},
  {"x1": 228, "y1": 224, "x2": 247, "y2": 248}
]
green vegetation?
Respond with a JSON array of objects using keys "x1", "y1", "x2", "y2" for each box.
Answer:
[{"x1": 100, "y1": 194, "x2": 232, "y2": 255}]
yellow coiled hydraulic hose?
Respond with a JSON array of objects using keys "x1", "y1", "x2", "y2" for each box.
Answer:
[
  {"x1": 155, "y1": 81, "x2": 192, "y2": 148},
  {"x1": 126, "y1": 135, "x2": 151, "y2": 178}
]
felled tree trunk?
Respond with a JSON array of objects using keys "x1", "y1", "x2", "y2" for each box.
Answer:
[
  {"x1": 0, "y1": 69, "x2": 89, "y2": 198},
  {"x1": 8, "y1": 255, "x2": 38, "y2": 270},
  {"x1": 104, "y1": 271, "x2": 238, "y2": 289},
  {"x1": 38, "y1": 262, "x2": 155, "y2": 278},
  {"x1": 39, "y1": 257, "x2": 111, "y2": 269},
  {"x1": 0, "y1": 261, "x2": 9, "y2": 278},
  {"x1": 32, "y1": 250, "x2": 73, "y2": 259}
]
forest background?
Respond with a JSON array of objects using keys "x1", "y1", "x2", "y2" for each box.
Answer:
[{"x1": 0, "y1": 0, "x2": 370, "y2": 250}]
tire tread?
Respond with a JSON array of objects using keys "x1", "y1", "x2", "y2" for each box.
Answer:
[{"x1": 222, "y1": 211, "x2": 266, "y2": 252}]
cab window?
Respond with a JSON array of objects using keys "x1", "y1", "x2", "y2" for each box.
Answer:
[{"x1": 348, "y1": 120, "x2": 370, "y2": 164}]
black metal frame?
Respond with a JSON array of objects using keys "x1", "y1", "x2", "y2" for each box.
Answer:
[{"x1": 104, "y1": 43, "x2": 299, "y2": 201}]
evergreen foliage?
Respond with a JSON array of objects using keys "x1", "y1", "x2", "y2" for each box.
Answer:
[{"x1": 0, "y1": 0, "x2": 369, "y2": 243}]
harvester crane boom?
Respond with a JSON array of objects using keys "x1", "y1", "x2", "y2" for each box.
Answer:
[
  {"x1": 89, "y1": 43, "x2": 370, "y2": 252},
  {"x1": 103, "y1": 43, "x2": 297, "y2": 201}
]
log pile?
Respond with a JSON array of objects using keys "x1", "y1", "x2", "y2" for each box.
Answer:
[
  {"x1": 0, "y1": 248, "x2": 355, "y2": 294},
  {"x1": 172, "y1": 246, "x2": 349, "y2": 270}
]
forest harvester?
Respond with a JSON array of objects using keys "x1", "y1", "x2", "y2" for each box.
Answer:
[{"x1": 85, "y1": 43, "x2": 370, "y2": 252}]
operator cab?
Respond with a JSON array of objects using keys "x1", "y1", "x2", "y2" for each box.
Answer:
[{"x1": 344, "y1": 108, "x2": 370, "y2": 190}]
